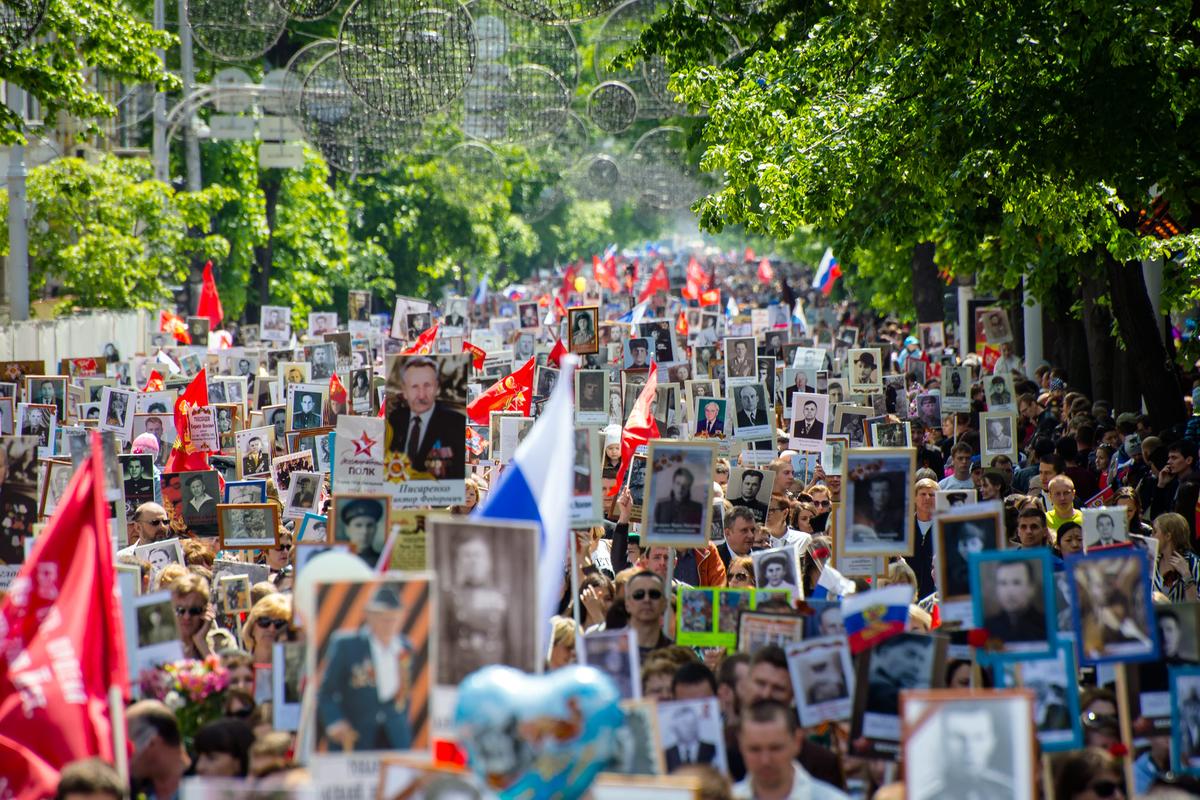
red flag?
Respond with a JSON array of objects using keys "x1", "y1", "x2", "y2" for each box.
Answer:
[
  {"x1": 683, "y1": 257, "x2": 706, "y2": 300},
  {"x1": 548, "y1": 339, "x2": 568, "y2": 368},
  {"x1": 553, "y1": 296, "x2": 568, "y2": 323},
  {"x1": 196, "y1": 260, "x2": 224, "y2": 329},
  {"x1": 142, "y1": 370, "x2": 165, "y2": 393},
  {"x1": 560, "y1": 263, "x2": 577, "y2": 300},
  {"x1": 463, "y1": 341, "x2": 487, "y2": 370},
  {"x1": 467, "y1": 358, "x2": 535, "y2": 425},
  {"x1": 699, "y1": 288, "x2": 721, "y2": 307},
  {"x1": 676, "y1": 311, "x2": 689, "y2": 338},
  {"x1": 159, "y1": 309, "x2": 191, "y2": 345},
  {"x1": 757, "y1": 258, "x2": 775, "y2": 284},
  {"x1": 609, "y1": 363, "x2": 660, "y2": 495},
  {"x1": 745, "y1": 247, "x2": 756, "y2": 262},
  {"x1": 164, "y1": 369, "x2": 211, "y2": 473},
  {"x1": 637, "y1": 261, "x2": 670, "y2": 303},
  {"x1": 329, "y1": 372, "x2": 348, "y2": 405},
  {"x1": 593, "y1": 254, "x2": 620, "y2": 293},
  {"x1": 0, "y1": 433, "x2": 129, "y2": 797},
  {"x1": 403, "y1": 324, "x2": 439, "y2": 355}
]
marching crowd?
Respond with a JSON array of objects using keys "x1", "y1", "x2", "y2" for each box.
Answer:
[{"x1": 7, "y1": 250, "x2": 1200, "y2": 800}]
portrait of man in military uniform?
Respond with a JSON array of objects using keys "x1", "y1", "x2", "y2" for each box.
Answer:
[
  {"x1": 332, "y1": 495, "x2": 390, "y2": 568},
  {"x1": 317, "y1": 581, "x2": 429, "y2": 752},
  {"x1": 430, "y1": 518, "x2": 537, "y2": 686},
  {"x1": 907, "y1": 696, "x2": 1029, "y2": 800}
]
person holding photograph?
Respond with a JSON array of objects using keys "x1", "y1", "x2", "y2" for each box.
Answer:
[{"x1": 318, "y1": 585, "x2": 414, "y2": 751}]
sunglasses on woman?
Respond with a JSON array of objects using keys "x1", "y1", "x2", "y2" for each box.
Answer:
[
  {"x1": 175, "y1": 605, "x2": 205, "y2": 617},
  {"x1": 256, "y1": 617, "x2": 289, "y2": 630},
  {"x1": 1085, "y1": 780, "x2": 1120, "y2": 798},
  {"x1": 729, "y1": 572, "x2": 751, "y2": 582}
]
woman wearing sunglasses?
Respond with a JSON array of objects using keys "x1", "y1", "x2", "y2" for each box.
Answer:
[
  {"x1": 725, "y1": 556, "x2": 755, "y2": 588},
  {"x1": 241, "y1": 593, "x2": 293, "y2": 664},
  {"x1": 1052, "y1": 747, "x2": 1125, "y2": 800},
  {"x1": 170, "y1": 573, "x2": 214, "y2": 659}
]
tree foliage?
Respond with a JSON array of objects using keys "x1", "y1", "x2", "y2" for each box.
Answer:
[
  {"x1": 0, "y1": 155, "x2": 233, "y2": 310},
  {"x1": 0, "y1": 0, "x2": 176, "y2": 144}
]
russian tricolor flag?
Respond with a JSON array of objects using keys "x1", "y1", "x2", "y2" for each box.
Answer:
[
  {"x1": 473, "y1": 354, "x2": 577, "y2": 657},
  {"x1": 814, "y1": 247, "x2": 842, "y2": 296},
  {"x1": 618, "y1": 298, "x2": 651, "y2": 325},
  {"x1": 841, "y1": 584, "x2": 912, "y2": 654},
  {"x1": 471, "y1": 275, "x2": 490, "y2": 304}
]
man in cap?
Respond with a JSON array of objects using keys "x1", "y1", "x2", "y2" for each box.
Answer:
[
  {"x1": 340, "y1": 498, "x2": 386, "y2": 566},
  {"x1": 853, "y1": 351, "x2": 877, "y2": 385},
  {"x1": 241, "y1": 435, "x2": 269, "y2": 476},
  {"x1": 629, "y1": 338, "x2": 650, "y2": 368},
  {"x1": 318, "y1": 583, "x2": 415, "y2": 752}
]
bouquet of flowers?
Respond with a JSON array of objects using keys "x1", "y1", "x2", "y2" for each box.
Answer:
[{"x1": 137, "y1": 655, "x2": 230, "y2": 746}]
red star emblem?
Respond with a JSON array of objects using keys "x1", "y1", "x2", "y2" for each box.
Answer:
[{"x1": 352, "y1": 429, "x2": 377, "y2": 457}]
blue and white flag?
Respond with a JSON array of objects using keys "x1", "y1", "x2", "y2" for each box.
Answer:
[
  {"x1": 474, "y1": 355, "x2": 577, "y2": 657},
  {"x1": 618, "y1": 298, "x2": 651, "y2": 325},
  {"x1": 471, "y1": 275, "x2": 490, "y2": 305},
  {"x1": 809, "y1": 563, "x2": 855, "y2": 601}
]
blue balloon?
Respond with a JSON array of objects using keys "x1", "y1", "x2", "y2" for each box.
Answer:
[{"x1": 454, "y1": 665, "x2": 625, "y2": 800}]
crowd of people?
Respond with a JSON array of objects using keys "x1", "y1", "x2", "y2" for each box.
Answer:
[{"x1": 4, "y1": 247, "x2": 1200, "y2": 800}]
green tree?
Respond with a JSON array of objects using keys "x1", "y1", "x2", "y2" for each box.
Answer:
[
  {"x1": 0, "y1": 0, "x2": 176, "y2": 144},
  {"x1": 0, "y1": 155, "x2": 234, "y2": 310},
  {"x1": 634, "y1": 0, "x2": 1200, "y2": 425}
]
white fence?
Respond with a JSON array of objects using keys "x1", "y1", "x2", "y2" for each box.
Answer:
[{"x1": 0, "y1": 309, "x2": 148, "y2": 367}]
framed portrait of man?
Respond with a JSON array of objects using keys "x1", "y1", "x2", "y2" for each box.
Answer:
[
  {"x1": 286, "y1": 383, "x2": 329, "y2": 433},
  {"x1": 535, "y1": 365, "x2": 560, "y2": 399},
  {"x1": 979, "y1": 412, "x2": 1016, "y2": 466},
  {"x1": 969, "y1": 549, "x2": 1056, "y2": 661},
  {"x1": 847, "y1": 348, "x2": 882, "y2": 392},
  {"x1": 283, "y1": 470, "x2": 323, "y2": 520},
  {"x1": 1066, "y1": 548, "x2": 1160, "y2": 665},
  {"x1": 517, "y1": 301, "x2": 540, "y2": 330},
  {"x1": 843, "y1": 448, "x2": 915, "y2": 557},
  {"x1": 571, "y1": 427, "x2": 603, "y2": 526},
  {"x1": 427, "y1": 516, "x2": 538, "y2": 686},
  {"x1": 312, "y1": 576, "x2": 434, "y2": 753},
  {"x1": 727, "y1": 466, "x2": 775, "y2": 524},
  {"x1": 941, "y1": 366, "x2": 972, "y2": 413},
  {"x1": 1081, "y1": 506, "x2": 1128, "y2": 551},
  {"x1": 384, "y1": 354, "x2": 469, "y2": 507},
  {"x1": 235, "y1": 425, "x2": 275, "y2": 478},
  {"x1": 179, "y1": 469, "x2": 221, "y2": 527},
  {"x1": 24, "y1": 376, "x2": 66, "y2": 423},
  {"x1": 914, "y1": 392, "x2": 942, "y2": 430},
  {"x1": 786, "y1": 636, "x2": 855, "y2": 727},
  {"x1": 984, "y1": 373, "x2": 1016, "y2": 413},
  {"x1": 918, "y1": 322, "x2": 946, "y2": 353},
  {"x1": 722, "y1": 336, "x2": 757, "y2": 384},
  {"x1": 218, "y1": 503, "x2": 279, "y2": 550},
  {"x1": 186, "y1": 316, "x2": 211, "y2": 345},
  {"x1": 935, "y1": 501, "x2": 1004, "y2": 623},
  {"x1": 99, "y1": 386, "x2": 136, "y2": 441},
  {"x1": 978, "y1": 307, "x2": 1013, "y2": 345},
  {"x1": 568, "y1": 305, "x2": 600, "y2": 354},
  {"x1": 692, "y1": 396, "x2": 727, "y2": 440},
  {"x1": 656, "y1": 697, "x2": 728, "y2": 774},
  {"x1": 850, "y1": 632, "x2": 947, "y2": 760},
  {"x1": 579, "y1": 629, "x2": 640, "y2": 701},
  {"x1": 994, "y1": 641, "x2": 1083, "y2": 753},
  {"x1": 641, "y1": 440, "x2": 716, "y2": 548},
  {"x1": 1169, "y1": 665, "x2": 1200, "y2": 776},
  {"x1": 935, "y1": 489, "x2": 977, "y2": 512},
  {"x1": 902, "y1": 689, "x2": 1035, "y2": 800},
  {"x1": 692, "y1": 345, "x2": 717, "y2": 379},
  {"x1": 330, "y1": 493, "x2": 391, "y2": 567},
  {"x1": 788, "y1": 392, "x2": 828, "y2": 452},
  {"x1": 821, "y1": 435, "x2": 848, "y2": 477},
  {"x1": 575, "y1": 370, "x2": 609, "y2": 425},
  {"x1": 731, "y1": 382, "x2": 771, "y2": 440},
  {"x1": 832, "y1": 404, "x2": 872, "y2": 448}
]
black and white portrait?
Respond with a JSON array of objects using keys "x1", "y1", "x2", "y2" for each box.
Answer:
[
  {"x1": 915, "y1": 392, "x2": 941, "y2": 430},
  {"x1": 904, "y1": 691, "x2": 1033, "y2": 800},
  {"x1": 518, "y1": 302, "x2": 540, "y2": 329},
  {"x1": 985, "y1": 374, "x2": 1015, "y2": 412},
  {"x1": 938, "y1": 508, "x2": 1002, "y2": 602},
  {"x1": 1082, "y1": 507, "x2": 1127, "y2": 550},
  {"x1": 428, "y1": 517, "x2": 538, "y2": 685},
  {"x1": 218, "y1": 503, "x2": 277, "y2": 549},
  {"x1": 855, "y1": 633, "x2": 941, "y2": 746},
  {"x1": 331, "y1": 494, "x2": 390, "y2": 566},
  {"x1": 25, "y1": 376, "x2": 66, "y2": 422},
  {"x1": 751, "y1": 544, "x2": 801, "y2": 602},
  {"x1": 918, "y1": 322, "x2": 945, "y2": 353},
  {"x1": 136, "y1": 595, "x2": 179, "y2": 648},
  {"x1": 974, "y1": 552, "x2": 1053, "y2": 655},
  {"x1": 979, "y1": 308, "x2": 1013, "y2": 345},
  {"x1": 639, "y1": 321, "x2": 677, "y2": 365},
  {"x1": 283, "y1": 470, "x2": 322, "y2": 519},
  {"x1": 406, "y1": 311, "x2": 432, "y2": 340},
  {"x1": 789, "y1": 392, "x2": 827, "y2": 452},
  {"x1": 847, "y1": 348, "x2": 881, "y2": 391},
  {"x1": 642, "y1": 442, "x2": 715, "y2": 547},
  {"x1": 980, "y1": 413, "x2": 1015, "y2": 464},
  {"x1": 575, "y1": 370, "x2": 608, "y2": 424},
  {"x1": 535, "y1": 365, "x2": 560, "y2": 399},
  {"x1": 308, "y1": 311, "x2": 338, "y2": 337},
  {"x1": 871, "y1": 422, "x2": 911, "y2": 448},
  {"x1": 289, "y1": 388, "x2": 325, "y2": 431},
  {"x1": 787, "y1": 636, "x2": 854, "y2": 727},
  {"x1": 942, "y1": 366, "x2": 971, "y2": 413},
  {"x1": 309, "y1": 343, "x2": 337, "y2": 381},
  {"x1": 657, "y1": 697, "x2": 727, "y2": 774},
  {"x1": 723, "y1": 337, "x2": 756, "y2": 381},
  {"x1": 16, "y1": 404, "x2": 56, "y2": 455},
  {"x1": 844, "y1": 450, "x2": 915, "y2": 555},
  {"x1": 727, "y1": 467, "x2": 774, "y2": 523},
  {"x1": 610, "y1": 700, "x2": 665, "y2": 775},
  {"x1": 100, "y1": 387, "x2": 135, "y2": 439},
  {"x1": 186, "y1": 316, "x2": 210, "y2": 344},
  {"x1": 180, "y1": 469, "x2": 220, "y2": 526},
  {"x1": 732, "y1": 382, "x2": 771, "y2": 439}
]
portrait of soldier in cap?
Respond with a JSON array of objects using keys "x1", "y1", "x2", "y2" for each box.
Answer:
[
  {"x1": 334, "y1": 495, "x2": 390, "y2": 567},
  {"x1": 318, "y1": 583, "x2": 416, "y2": 752}
]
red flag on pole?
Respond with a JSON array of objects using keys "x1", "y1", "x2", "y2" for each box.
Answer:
[
  {"x1": 466, "y1": 358, "x2": 535, "y2": 425},
  {"x1": 637, "y1": 261, "x2": 670, "y2": 303},
  {"x1": 462, "y1": 341, "x2": 487, "y2": 370},
  {"x1": 195, "y1": 261, "x2": 224, "y2": 329},
  {"x1": 0, "y1": 433, "x2": 129, "y2": 798},
  {"x1": 593, "y1": 254, "x2": 620, "y2": 293},
  {"x1": 329, "y1": 372, "x2": 348, "y2": 405},
  {"x1": 164, "y1": 369, "x2": 211, "y2": 473},
  {"x1": 699, "y1": 288, "x2": 721, "y2": 307},
  {"x1": 159, "y1": 310, "x2": 191, "y2": 345},
  {"x1": 609, "y1": 363, "x2": 660, "y2": 495},
  {"x1": 756, "y1": 258, "x2": 775, "y2": 284},
  {"x1": 547, "y1": 339, "x2": 568, "y2": 368},
  {"x1": 403, "y1": 324, "x2": 439, "y2": 355},
  {"x1": 142, "y1": 370, "x2": 165, "y2": 393}
]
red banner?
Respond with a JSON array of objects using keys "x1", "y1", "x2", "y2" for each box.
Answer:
[
  {"x1": 0, "y1": 434, "x2": 129, "y2": 798},
  {"x1": 467, "y1": 358, "x2": 535, "y2": 425}
]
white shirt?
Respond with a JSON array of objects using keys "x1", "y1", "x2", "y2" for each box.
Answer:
[
  {"x1": 368, "y1": 634, "x2": 404, "y2": 701},
  {"x1": 733, "y1": 763, "x2": 851, "y2": 800},
  {"x1": 937, "y1": 475, "x2": 976, "y2": 490}
]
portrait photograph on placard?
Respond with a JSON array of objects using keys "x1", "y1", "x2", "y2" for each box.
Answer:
[
  {"x1": 579, "y1": 629, "x2": 639, "y2": 700},
  {"x1": 641, "y1": 440, "x2": 715, "y2": 548},
  {"x1": 235, "y1": 425, "x2": 274, "y2": 478},
  {"x1": 788, "y1": 392, "x2": 827, "y2": 451},
  {"x1": 224, "y1": 479, "x2": 266, "y2": 506},
  {"x1": 571, "y1": 427, "x2": 602, "y2": 526},
  {"x1": 217, "y1": 573, "x2": 252, "y2": 615},
  {"x1": 1081, "y1": 506, "x2": 1127, "y2": 550},
  {"x1": 723, "y1": 336, "x2": 757, "y2": 382},
  {"x1": 979, "y1": 412, "x2": 1016, "y2": 466},
  {"x1": 132, "y1": 591, "x2": 184, "y2": 674},
  {"x1": 847, "y1": 348, "x2": 882, "y2": 391},
  {"x1": 296, "y1": 512, "x2": 330, "y2": 545},
  {"x1": 568, "y1": 305, "x2": 600, "y2": 354},
  {"x1": 692, "y1": 397, "x2": 727, "y2": 439},
  {"x1": 870, "y1": 421, "x2": 911, "y2": 448},
  {"x1": 918, "y1": 321, "x2": 945, "y2": 352},
  {"x1": 217, "y1": 503, "x2": 278, "y2": 550},
  {"x1": 843, "y1": 448, "x2": 915, "y2": 556},
  {"x1": 787, "y1": 636, "x2": 855, "y2": 727},
  {"x1": 99, "y1": 386, "x2": 135, "y2": 440},
  {"x1": 984, "y1": 373, "x2": 1016, "y2": 412},
  {"x1": 608, "y1": 700, "x2": 666, "y2": 776},
  {"x1": 832, "y1": 405, "x2": 871, "y2": 447},
  {"x1": 979, "y1": 306, "x2": 1013, "y2": 344},
  {"x1": 738, "y1": 611, "x2": 806, "y2": 654},
  {"x1": 286, "y1": 384, "x2": 328, "y2": 432},
  {"x1": 24, "y1": 376, "x2": 66, "y2": 422},
  {"x1": 178, "y1": 469, "x2": 220, "y2": 528},
  {"x1": 1067, "y1": 548, "x2": 1159, "y2": 665},
  {"x1": 969, "y1": 548, "x2": 1056, "y2": 660},
  {"x1": 657, "y1": 697, "x2": 728, "y2": 774},
  {"x1": 751, "y1": 545, "x2": 802, "y2": 602},
  {"x1": 850, "y1": 633, "x2": 947, "y2": 759},
  {"x1": 902, "y1": 689, "x2": 1035, "y2": 800},
  {"x1": 731, "y1": 382, "x2": 771, "y2": 439},
  {"x1": 1170, "y1": 665, "x2": 1200, "y2": 775},
  {"x1": 936, "y1": 501, "x2": 1004, "y2": 611},
  {"x1": 575, "y1": 369, "x2": 608, "y2": 425},
  {"x1": 384, "y1": 354, "x2": 469, "y2": 507},
  {"x1": 312, "y1": 575, "x2": 434, "y2": 753},
  {"x1": 935, "y1": 489, "x2": 977, "y2": 512},
  {"x1": 727, "y1": 466, "x2": 774, "y2": 523},
  {"x1": 994, "y1": 641, "x2": 1082, "y2": 753},
  {"x1": 427, "y1": 516, "x2": 538, "y2": 685},
  {"x1": 282, "y1": 470, "x2": 322, "y2": 520}
]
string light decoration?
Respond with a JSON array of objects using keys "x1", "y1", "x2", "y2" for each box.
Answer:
[
  {"x1": 273, "y1": 0, "x2": 341, "y2": 20},
  {"x1": 587, "y1": 80, "x2": 638, "y2": 133},
  {"x1": 338, "y1": 0, "x2": 476, "y2": 119},
  {"x1": 186, "y1": 0, "x2": 289, "y2": 62},
  {"x1": 489, "y1": 0, "x2": 622, "y2": 25},
  {"x1": 0, "y1": 0, "x2": 47, "y2": 53}
]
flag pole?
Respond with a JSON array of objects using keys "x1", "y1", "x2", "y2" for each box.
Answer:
[{"x1": 92, "y1": 431, "x2": 130, "y2": 786}]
